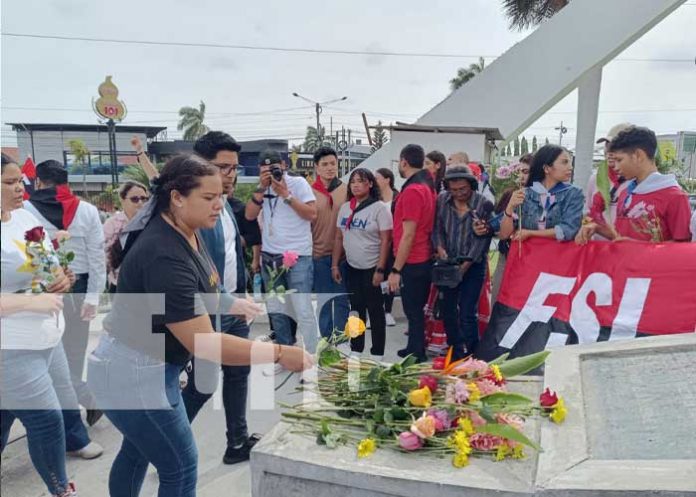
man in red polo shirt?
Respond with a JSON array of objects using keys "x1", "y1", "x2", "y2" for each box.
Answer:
[
  {"x1": 387, "y1": 144, "x2": 436, "y2": 362},
  {"x1": 577, "y1": 126, "x2": 692, "y2": 243}
]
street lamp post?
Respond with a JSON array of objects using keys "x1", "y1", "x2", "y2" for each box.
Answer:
[{"x1": 292, "y1": 92, "x2": 348, "y2": 137}]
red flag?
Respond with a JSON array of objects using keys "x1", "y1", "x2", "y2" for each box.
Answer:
[{"x1": 21, "y1": 157, "x2": 36, "y2": 200}]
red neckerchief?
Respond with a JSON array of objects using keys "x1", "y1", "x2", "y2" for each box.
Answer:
[
  {"x1": 344, "y1": 196, "x2": 378, "y2": 230},
  {"x1": 55, "y1": 184, "x2": 80, "y2": 229},
  {"x1": 312, "y1": 177, "x2": 341, "y2": 207}
]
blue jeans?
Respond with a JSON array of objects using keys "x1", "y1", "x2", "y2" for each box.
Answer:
[
  {"x1": 440, "y1": 261, "x2": 486, "y2": 359},
  {"x1": 1, "y1": 342, "x2": 89, "y2": 495},
  {"x1": 181, "y1": 316, "x2": 250, "y2": 447},
  {"x1": 313, "y1": 255, "x2": 350, "y2": 339},
  {"x1": 262, "y1": 254, "x2": 318, "y2": 352},
  {"x1": 87, "y1": 336, "x2": 197, "y2": 497}
]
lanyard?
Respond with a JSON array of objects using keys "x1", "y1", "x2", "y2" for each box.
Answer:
[{"x1": 621, "y1": 180, "x2": 638, "y2": 216}]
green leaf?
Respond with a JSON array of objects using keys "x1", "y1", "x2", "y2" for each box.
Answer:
[
  {"x1": 479, "y1": 406, "x2": 496, "y2": 423},
  {"x1": 372, "y1": 409, "x2": 385, "y2": 423},
  {"x1": 489, "y1": 352, "x2": 510, "y2": 365},
  {"x1": 390, "y1": 407, "x2": 409, "y2": 421},
  {"x1": 324, "y1": 433, "x2": 341, "y2": 449},
  {"x1": 498, "y1": 351, "x2": 550, "y2": 378},
  {"x1": 383, "y1": 410, "x2": 394, "y2": 425},
  {"x1": 366, "y1": 367, "x2": 380, "y2": 385},
  {"x1": 399, "y1": 355, "x2": 418, "y2": 369},
  {"x1": 481, "y1": 392, "x2": 533, "y2": 408},
  {"x1": 476, "y1": 423, "x2": 541, "y2": 451},
  {"x1": 376, "y1": 425, "x2": 392, "y2": 438},
  {"x1": 276, "y1": 285, "x2": 286, "y2": 294},
  {"x1": 596, "y1": 160, "x2": 612, "y2": 214},
  {"x1": 318, "y1": 347, "x2": 342, "y2": 368}
]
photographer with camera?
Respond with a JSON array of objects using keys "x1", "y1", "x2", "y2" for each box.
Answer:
[
  {"x1": 245, "y1": 150, "x2": 318, "y2": 371},
  {"x1": 432, "y1": 166, "x2": 494, "y2": 360}
]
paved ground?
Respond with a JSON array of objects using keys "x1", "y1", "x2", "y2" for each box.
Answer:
[{"x1": 1, "y1": 300, "x2": 409, "y2": 497}]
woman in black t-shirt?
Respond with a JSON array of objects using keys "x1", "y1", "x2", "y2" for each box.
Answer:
[{"x1": 87, "y1": 155, "x2": 313, "y2": 497}]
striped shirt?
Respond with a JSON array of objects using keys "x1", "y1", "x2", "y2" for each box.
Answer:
[{"x1": 432, "y1": 191, "x2": 494, "y2": 263}]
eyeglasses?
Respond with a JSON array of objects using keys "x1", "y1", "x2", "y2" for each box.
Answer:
[
  {"x1": 211, "y1": 163, "x2": 238, "y2": 176},
  {"x1": 127, "y1": 196, "x2": 149, "y2": 204}
]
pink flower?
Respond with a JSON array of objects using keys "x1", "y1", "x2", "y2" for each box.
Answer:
[
  {"x1": 495, "y1": 165, "x2": 513, "y2": 180},
  {"x1": 476, "y1": 378, "x2": 503, "y2": 396},
  {"x1": 469, "y1": 433, "x2": 503, "y2": 451},
  {"x1": 427, "y1": 409, "x2": 451, "y2": 432},
  {"x1": 410, "y1": 414, "x2": 437, "y2": 439},
  {"x1": 419, "y1": 375, "x2": 439, "y2": 394},
  {"x1": 282, "y1": 250, "x2": 299, "y2": 268},
  {"x1": 398, "y1": 431, "x2": 423, "y2": 451},
  {"x1": 496, "y1": 413, "x2": 525, "y2": 431},
  {"x1": 445, "y1": 380, "x2": 470, "y2": 404}
]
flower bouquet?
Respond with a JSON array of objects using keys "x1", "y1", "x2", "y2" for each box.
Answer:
[
  {"x1": 282, "y1": 320, "x2": 567, "y2": 468},
  {"x1": 17, "y1": 226, "x2": 63, "y2": 293}
]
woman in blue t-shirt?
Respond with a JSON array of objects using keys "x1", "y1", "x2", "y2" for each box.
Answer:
[{"x1": 87, "y1": 155, "x2": 313, "y2": 497}]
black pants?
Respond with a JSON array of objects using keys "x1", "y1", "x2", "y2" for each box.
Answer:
[
  {"x1": 383, "y1": 254, "x2": 395, "y2": 313},
  {"x1": 346, "y1": 265, "x2": 386, "y2": 355},
  {"x1": 61, "y1": 274, "x2": 95, "y2": 409},
  {"x1": 401, "y1": 261, "x2": 432, "y2": 360}
]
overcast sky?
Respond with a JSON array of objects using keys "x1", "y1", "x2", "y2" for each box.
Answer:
[{"x1": 1, "y1": 0, "x2": 695, "y2": 150}]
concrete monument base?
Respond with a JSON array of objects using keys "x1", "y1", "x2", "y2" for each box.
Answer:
[{"x1": 251, "y1": 334, "x2": 696, "y2": 496}]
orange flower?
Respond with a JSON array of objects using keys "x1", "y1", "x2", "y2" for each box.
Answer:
[{"x1": 344, "y1": 315, "x2": 366, "y2": 339}]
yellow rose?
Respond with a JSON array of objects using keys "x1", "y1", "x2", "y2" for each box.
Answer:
[
  {"x1": 550, "y1": 397, "x2": 567, "y2": 424},
  {"x1": 357, "y1": 438, "x2": 376, "y2": 458},
  {"x1": 344, "y1": 316, "x2": 367, "y2": 338},
  {"x1": 410, "y1": 414, "x2": 436, "y2": 439},
  {"x1": 408, "y1": 387, "x2": 432, "y2": 408}
]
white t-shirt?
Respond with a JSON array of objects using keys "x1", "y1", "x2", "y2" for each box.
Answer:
[
  {"x1": 337, "y1": 200, "x2": 393, "y2": 269},
  {"x1": 220, "y1": 207, "x2": 238, "y2": 293},
  {"x1": 260, "y1": 174, "x2": 316, "y2": 256},
  {"x1": 1, "y1": 209, "x2": 64, "y2": 350}
]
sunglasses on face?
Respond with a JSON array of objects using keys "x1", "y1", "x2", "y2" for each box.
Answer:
[
  {"x1": 127, "y1": 196, "x2": 149, "y2": 204},
  {"x1": 212, "y1": 163, "x2": 238, "y2": 176}
]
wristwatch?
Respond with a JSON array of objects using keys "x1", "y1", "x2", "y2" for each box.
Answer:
[
  {"x1": 251, "y1": 195, "x2": 263, "y2": 207},
  {"x1": 391, "y1": 267, "x2": 401, "y2": 275},
  {"x1": 283, "y1": 194, "x2": 294, "y2": 205}
]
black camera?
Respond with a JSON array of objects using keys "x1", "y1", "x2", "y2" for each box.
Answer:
[{"x1": 270, "y1": 164, "x2": 283, "y2": 181}]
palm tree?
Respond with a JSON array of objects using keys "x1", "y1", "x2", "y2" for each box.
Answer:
[
  {"x1": 177, "y1": 101, "x2": 209, "y2": 141},
  {"x1": 449, "y1": 57, "x2": 486, "y2": 91},
  {"x1": 302, "y1": 125, "x2": 332, "y2": 153},
  {"x1": 501, "y1": 0, "x2": 570, "y2": 31}
]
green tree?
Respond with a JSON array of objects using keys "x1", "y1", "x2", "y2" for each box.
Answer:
[
  {"x1": 532, "y1": 136, "x2": 538, "y2": 153},
  {"x1": 123, "y1": 162, "x2": 162, "y2": 188},
  {"x1": 177, "y1": 101, "x2": 209, "y2": 141},
  {"x1": 506, "y1": 143, "x2": 512, "y2": 156},
  {"x1": 371, "y1": 121, "x2": 389, "y2": 153},
  {"x1": 449, "y1": 57, "x2": 486, "y2": 91},
  {"x1": 68, "y1": 139, "x2": 90, "y2": 195},
  {"x1": 513, "y1": 137, "x2": 520, "y2": 156},
  {"x1": 521, "y1": 136, "x2": 529, "y2": 155},
  {"x1": 500, "y1": 144, "x2": 507, "y2": 157},
  {"x1": 501, "y1": 0, "x2": 570, "y2": 31},
  {"x1": 302, "y1": 125, "x2": 332, "y2": 153}
]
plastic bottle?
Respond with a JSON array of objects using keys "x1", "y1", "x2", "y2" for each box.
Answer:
[{"x1": 253, "y1": 273, "x2": 263, "y2": 299}]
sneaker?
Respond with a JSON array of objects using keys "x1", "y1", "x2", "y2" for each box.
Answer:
[
  {"x1": 371, "y1": 355, "x2": 384, "y2": 364},
  {"x1": 67, "y1": 441, "x2": 103, "y2": 460},
  {"x1": 86, "y1": 409, "x2": 103, "y2": 427},
  {"x1": 55, "y1": 482, "x2": 78, "y2": 496},
  {"x1": 256, "y1": 331, "x2": 276, "y2": 343},
  {"x1": 385, "y1": 313, "x2": 396, "y2": 327},
  {"x1": 223, "y1": 434, "x2": 262, "y2": 465},
  {"x1": 262, "y1": 363, "x2": 285, "y2": 376}
]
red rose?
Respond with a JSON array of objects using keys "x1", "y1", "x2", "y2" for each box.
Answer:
[
  {"x1": 418, "y1": 375, "x2": 439, "y2": 394},
  {"x1": 432, "y1": 357, "x2": 446, "y2": 370},
  {"x1": 25, "y1": 226, "x2": 46, "y2": 243},
  {"x1": 539, "y1": 387, "x2": 559, "y2": 408},
  {"x1": 51, "y1": 238, "x2": 60, "y2": 250}
]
